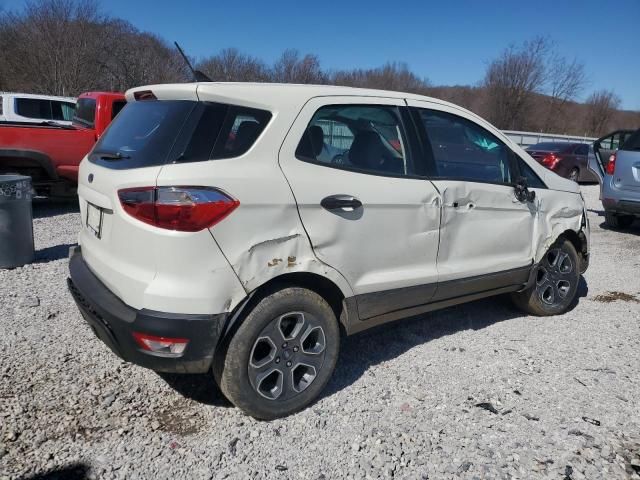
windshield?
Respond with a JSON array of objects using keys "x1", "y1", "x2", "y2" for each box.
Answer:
[{"x1": 73, "y1": 98, "x2": 96, "y2": 127}]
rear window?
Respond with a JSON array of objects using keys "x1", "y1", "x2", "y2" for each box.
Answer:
[
  {"x1": 526, "y1": 142, "x2": 566, "y2": 152},
  {"x1": 73, "y1": 98, "x2": 96, "y2": 127},
  {"x1": 621, "y1": 130, "x2": 640, "y2": 151},
  {"x1": 89, "y1": 100, "x2": 271, "y2": 169}
]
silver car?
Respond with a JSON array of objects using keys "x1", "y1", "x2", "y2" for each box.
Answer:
[{"x1": 588, "y1": 129, "x2": 640, "y2": 228}]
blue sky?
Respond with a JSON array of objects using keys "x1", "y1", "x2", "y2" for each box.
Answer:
[{"x1": 3, "y1": 0, "x2": 639, "y2": 109}]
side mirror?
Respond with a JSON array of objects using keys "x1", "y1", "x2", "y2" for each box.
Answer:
[{"x1": 515, "y1": 177, "x2": 536, "y2": 203}]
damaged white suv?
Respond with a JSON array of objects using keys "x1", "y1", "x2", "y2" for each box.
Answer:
[{"x1": 68, "y1": 83, "x2": 590, "y2": 419}]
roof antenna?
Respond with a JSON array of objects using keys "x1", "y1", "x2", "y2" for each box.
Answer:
[{"x1": 174, "y1": 41, "x2": 212, "y2": 82}]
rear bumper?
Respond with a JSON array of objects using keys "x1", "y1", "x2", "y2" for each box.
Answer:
[
  {"x1": 603, "y1": 198, "x2": 640, "y2": 216},
  {"x1": 68, "y1": 246, "x2": 226, "y2": 373}
]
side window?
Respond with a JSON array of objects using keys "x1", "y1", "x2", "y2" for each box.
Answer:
[
  {"x1": 296, "y1": 104, "x2": 410, "y2": 177},
  {"x1": 575, "y1": 144, "x2": 588, "y2": 155},
  {"x1": 111, "y1": 101, "x2": 126, "y2": 120},
  {"x1": 417, "y1": 109, "x2": 513, "y2": 184},
  {"x1": 518, "y1": 159, "x2": 546, "y2": 188},
  {"x1": 212, "y1": 106, "x2": 272, "y2": 159},
  {"x1": 15, "y1": 98, "x2": 52, "y2": 119}
]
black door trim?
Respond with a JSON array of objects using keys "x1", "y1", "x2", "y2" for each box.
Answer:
[{"x1": 346, "y1": 264, "x2": 533, "y2": 335}]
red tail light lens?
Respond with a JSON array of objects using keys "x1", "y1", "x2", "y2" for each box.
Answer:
[
  {"x1": 132, "y1": 331, "x2": 189, "y2": 356},
  {"x1": 118, "y1": 186, "x2": 239, "y2": 232},
  {"x1": 605, "y1": 153, "x2": 616, "y2": 175},
  {"x1": 541, "y1": 153, "x2": 560, "y2": 169}
]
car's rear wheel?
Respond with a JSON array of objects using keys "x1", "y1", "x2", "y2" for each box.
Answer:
[
  {"x1": 217, "y1": 286, "x2": 339, "y2": 419},
  {"x1": 604, "y1": 211, "x2": 634, "y2": 229},
  {"x1": 511, "y1": 238, "x2": 580, "y2": 316},
  {"x1": 568, "y1": 168, "x2": 579, "y2": 182}
]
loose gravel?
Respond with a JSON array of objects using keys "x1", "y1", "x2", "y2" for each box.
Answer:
[{"x1": 1, "y1": 185, "x2": 639, "y2": 480}]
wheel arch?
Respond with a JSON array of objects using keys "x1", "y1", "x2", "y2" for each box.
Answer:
[{"x1": 558, "y1": 229, "x2": 589, "y2": 273}]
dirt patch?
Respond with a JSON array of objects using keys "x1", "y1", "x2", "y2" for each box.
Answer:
[
  {"x1": 592, "y1": 291, "x2": 640, "y2": 303},
  {"x1": 155, "y1": 399, "x2": 204, "y2": 436}
]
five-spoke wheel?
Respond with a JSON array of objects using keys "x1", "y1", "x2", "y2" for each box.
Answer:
[{"x1": 217, "y1": 287, "x2": 339, "y2": 420}]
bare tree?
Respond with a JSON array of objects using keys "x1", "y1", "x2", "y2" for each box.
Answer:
[
  {"x1": 332, "y1": 62, "x2": 429, "y2": 94},
  {"x1": 271, "y1": 49, "x2": 326, "y2": 84},
  {"x1": 197, "y1": 48, "x2": 270, "y2": 82},
  {"x1": 483, "y1": 36, "x2": 549, "y2": 130},
  {"x1": 543, "y1": 55, "x2": 587, "y2": 132},
  {"x1": 584, "y1": 89, "x2": 621, "y2": 136}
]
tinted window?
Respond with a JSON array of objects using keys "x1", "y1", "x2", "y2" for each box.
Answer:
[
  {"x1": 15, "y1": 98, "x2": 52, "y2": 119},
  {"x1": 91, "y1": 100, "x2": 271, "y2": 169},
  {"x1": 574, "y1": 144, "x2": 589, "y2": 155},
  {"x1": 418, "y1": 109, "x2": 513, "y2": 184},
  {"x1": 50, "y1": 101, "x2": 75, "y2": 121},
  {"x1": 296, "y1": 105, "x2": 410, "y2": 176},
  {"x1": 73, "y1": 98, "x2": 96, "y2": 127},
  {"x1": 621, "y1": 130, "x2": 640, "y2": 151},
  {"x1": 527, "y1": 142, "x2": 565, "y2": 152},
  {"x1": 111, "y1": 101, "x2": 126, "y2": 120}
]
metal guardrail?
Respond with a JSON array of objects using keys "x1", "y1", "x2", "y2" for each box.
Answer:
[{"x1": 503, "y1": 130, "x2": 596, "y2": 147}]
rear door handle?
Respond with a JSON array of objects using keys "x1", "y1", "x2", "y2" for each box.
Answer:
[{"x1": 321, "y1": 194, "x2": 363, "y2": 211}]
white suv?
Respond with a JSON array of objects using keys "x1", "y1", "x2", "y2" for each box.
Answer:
[{"x1": 68, "y1": 83, "x2": 590, "y2": 419}]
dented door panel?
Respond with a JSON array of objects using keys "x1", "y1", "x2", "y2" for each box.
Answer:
[{"x1": 434, "y1": 180, "x2": 536, "y2": 282}]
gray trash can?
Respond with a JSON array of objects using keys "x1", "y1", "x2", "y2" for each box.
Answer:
[{"x1": 0, "y1": 175, "x2": 35, "y2": 268}]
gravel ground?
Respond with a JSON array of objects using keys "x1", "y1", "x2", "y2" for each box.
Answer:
[{"x1": 1, "y1": 185, "x2": 639, "y2": 480}]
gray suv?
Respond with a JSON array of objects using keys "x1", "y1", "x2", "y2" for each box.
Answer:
[{"x1": 589, "y1": 129, "x2": 640, "y2": 228}]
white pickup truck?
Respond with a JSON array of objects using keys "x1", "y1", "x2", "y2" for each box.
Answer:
[{"x1": 0, "y1": 92, "x2": 76, "y2": 126}]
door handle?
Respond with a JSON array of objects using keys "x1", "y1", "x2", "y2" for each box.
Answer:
[{"x1": 321, "y1": 194, "x2": 363, "y2": 211}]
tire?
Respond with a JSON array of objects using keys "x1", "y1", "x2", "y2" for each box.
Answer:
[
  {"x1": 511, "y1": 238, "x2": 580, "y2": 316},
  {"x1": 568, "y1": 168, "x2": 579, "y2": 182},
  {"x1": 604, "y1": 211, "x2": 634, "y2": 229},
  {"x1": 217, "y1": 286, "x2": 340, "y2": 420}
]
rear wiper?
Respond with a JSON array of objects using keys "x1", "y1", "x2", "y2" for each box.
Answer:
[{"x1": 96, "y1": 151, "x2": 131, "y2": 160}]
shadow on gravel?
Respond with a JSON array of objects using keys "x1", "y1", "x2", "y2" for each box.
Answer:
[
  {"x1": 36, "y1": 243, "x2": 76, "y2": 262},
  {"x1": 32, "y1": 198, "x2": 79, "y2": 219},
  {"x1": 21, "y1": 463, "x2": 90, "y2": 480},
  {"x1": 598, "y1": 221, "x2": 640, "y2": 236},
  {"x1": 158, "y1": 373, "x2": 232, "y2": 408},
  {"x1": 323, "y1": 278, "x2": 589, "y2": 400}
]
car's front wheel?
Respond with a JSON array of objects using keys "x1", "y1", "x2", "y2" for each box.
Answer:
[
  {"x1": 511, "y1": 238, "x2": 580, "y2": 316},
  {"x1": 217, "y1": 286, "x2": 340, "y2": 419}
]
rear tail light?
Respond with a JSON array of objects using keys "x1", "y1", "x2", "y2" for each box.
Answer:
[
  {"x1": 118, "y1": 186, "x2": 239, "y2": 232},
  {"x1": 541, "y1": 153, "x2": 560, "y2": 169},
  {"x1": 605, "y1": 153, "x2": 616, "y2": 175},
  {"x1": 132, "y1": 332, "x2": 188, "y2": 356}
]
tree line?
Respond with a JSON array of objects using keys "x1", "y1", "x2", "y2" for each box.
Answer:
[{"x1": 1, "y1": 0, "x2": 637, "y2": 137}]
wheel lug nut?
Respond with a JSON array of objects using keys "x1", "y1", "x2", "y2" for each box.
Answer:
[
  {"x1": 286, "y1": 361, "x2": 292, "y2": 367},
  {"x1": 275, "y1": 357, "x2": 280, "y2": 364},
  {"x1": 282, "y1": 342, "x2": 288, "y2": 348},
  {"x1": 293, "y1": 346, "x2": 299, "y2": 352}
]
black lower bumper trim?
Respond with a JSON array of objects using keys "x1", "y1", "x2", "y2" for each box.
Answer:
[{"x1": 68, "y1": 247, "x2": 227, "y2": 373}]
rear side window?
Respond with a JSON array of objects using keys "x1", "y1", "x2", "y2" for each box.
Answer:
[
  {"x1": 111, "y1": 100, "x2": 126, "y2": 120},
  {"x1": 621, "y1": 130, "x2": 640, "y2": 151},
  {"x1": 15, "y1": 98, "x2": 52, "y2": 119},
  {"x1": 73, "y1": 98, "x2": 96, "y2": 127},
  {"x1": 296, "y1": 104, "x2": 411, "y2": 177},
  {"x1": 574, "y1": 144, "x2": 588, "y2": 155},
  {"x1": 90, "y1": 100, "x2": 271, "y2": 169},
  {"x1": 417, "y1": 109, "x2": 513, "y2": 184}
]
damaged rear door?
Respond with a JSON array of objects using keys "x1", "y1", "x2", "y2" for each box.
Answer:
[
  {"x1": 279, "y1": 97, "x2": 441, "y2": 319},
  {"x1": 408, "y1": 100, "x2": 537, "y2": 297}
]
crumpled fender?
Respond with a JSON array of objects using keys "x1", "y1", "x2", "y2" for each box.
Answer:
[{"x1": 533, "y1": 190, "x2": 586, "y2": 262}]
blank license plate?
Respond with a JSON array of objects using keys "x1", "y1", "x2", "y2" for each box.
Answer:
[{"x1": 86, "y1": 203, "x2": 103, "y2": 238}]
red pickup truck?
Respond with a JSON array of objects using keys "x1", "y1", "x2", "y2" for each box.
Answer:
[{"x1": 0, "y1": 91, "x2": 125, "y2": 196}]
